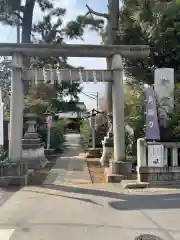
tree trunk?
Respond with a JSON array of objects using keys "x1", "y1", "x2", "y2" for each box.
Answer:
[
  {"x1": 21, "y1": 0, "x2": 36, "y2": 93},
  {"x1": 106, "y1": 0, "x2": 120, "y2": 114},
  {"x1": 21, "y1": 0, "x2": 35, "y2": 43}
]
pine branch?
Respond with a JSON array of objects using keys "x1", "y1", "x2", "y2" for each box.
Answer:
[
  {"x1": 13, "y1": 11, "x2": 23, "y2": 21},
  {"x1": 85, "y1": 4, "x2": 108, "y2": 19}
]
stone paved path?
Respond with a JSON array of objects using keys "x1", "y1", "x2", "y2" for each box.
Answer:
[{"x1": 43, "y1": 134, "x2": 91, "y2": 186}]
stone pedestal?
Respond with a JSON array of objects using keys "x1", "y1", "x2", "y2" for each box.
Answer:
[
  {"x1": 111, "y1": 160, "x2": 132, "y2": 177},
  {"x1": 22, "y1": 113, "x2": 48, "y2": 170},
  {"x1": 0, "y1": 159, "x2": 34, "y2": 186},
  {"x1": 104, "y1": 160, "x2": 132, "y2": 183}
]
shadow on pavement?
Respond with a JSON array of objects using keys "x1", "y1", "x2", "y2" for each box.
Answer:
[
  {"x1": 23, "y1": 188, "x2": 102, "y2": 206},
  {"x1": 0, "y1": 186, "x2": 20, "y2": 207},
  {"x1": 41, "y1": 183, "x2": 180, "y2": 210},
  {"x1": 108, "y1": 197, "x2": 180, "y2": 211}
]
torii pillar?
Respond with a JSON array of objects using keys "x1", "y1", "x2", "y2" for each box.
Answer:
[
  {"x1": 110, "y1": 54, "x2": 132, "y2": 178},
  {"x1": 9, "y1": 53, "x2": 24, "y2": 162},
  {"x1": 112, "y1": 55, "x2": 125, "y2": 161}
]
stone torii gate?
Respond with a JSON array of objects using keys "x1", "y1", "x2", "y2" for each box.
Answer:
[{"x1": 0, "y1": 43, "x2": 149, "y2": 183}]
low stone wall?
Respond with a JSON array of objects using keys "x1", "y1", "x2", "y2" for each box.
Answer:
[
  {"x1": 137, "y1": 139, "x2": 180, "y2": 186},
  {"x1": 137, "y1": 166, "x2": 180, "y2": 185}
]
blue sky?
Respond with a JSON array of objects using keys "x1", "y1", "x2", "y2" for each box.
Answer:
[{"x1": 0, "y1": 0, "x2": 109, "y2": 110}]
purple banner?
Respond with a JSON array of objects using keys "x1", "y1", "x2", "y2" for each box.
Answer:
[{"x1": 144, "y1": 86, "x2": 160, "y2": 140}]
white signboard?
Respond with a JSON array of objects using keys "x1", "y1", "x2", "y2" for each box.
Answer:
[
  {"x1": 148, "y1": 144, "x2": 164, "y2": 167},
  {"x1": 154, "y1": 68, "x2": 174, "y2": 114}
]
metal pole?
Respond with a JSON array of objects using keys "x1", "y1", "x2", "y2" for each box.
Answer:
[
  {"x1": 47, "y1": 128, "x2": 51, "y2": 149},
  {"x1": 46, "y1": 116, "x2": 52, "y2": 149},
  {"x1": 92, "y1": 127, "x2": 96, "y2": 149},
  {"x1": 96, "y1": 92, "x2": 99, "y2": 111},
  {"x1": 91, "y1": 111, "x2": 96, "y2": 149}
]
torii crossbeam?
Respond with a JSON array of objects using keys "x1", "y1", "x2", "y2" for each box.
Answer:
[{"x1": 0, "y1": 43, "x2": 149, "y2": 58}]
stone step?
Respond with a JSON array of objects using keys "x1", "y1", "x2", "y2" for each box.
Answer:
[
  {"x1": 106, "y1": 174, "x2": 126, "y2": 183},
  {"x1": 86, "y1": 148, "x2": 102, "y2": 158},
  {"x1": 121, "y1": 180, "x2": 149, "y2": 189},
  {"x1": 86, "y1": 158, "x2": 100, "y2": 165}
]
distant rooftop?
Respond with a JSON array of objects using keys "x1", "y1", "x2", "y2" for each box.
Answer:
[{"x1": 77, "y1": 102, "x2": 86, "y2": 110}]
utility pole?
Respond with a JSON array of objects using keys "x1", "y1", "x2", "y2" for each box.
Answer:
[{"x1": 96, "y1": 92, "x2": 99, "y2": 111}]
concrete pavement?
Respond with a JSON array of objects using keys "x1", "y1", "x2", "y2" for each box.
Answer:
[
  {"x1": 0, "y1": 184, "x2": 180, "y2": 239},
  {"x1": 0, "y1": 134, "x2": 180, "y2": 239}
]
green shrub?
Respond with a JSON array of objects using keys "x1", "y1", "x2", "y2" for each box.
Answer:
[
  {"x1": 94, "y1": 124, "x2": 106, "y2": 148},
  {"x1": 39, "y1": 120, "x2": 66, "y2": 152},
  {"x1": 0, "y1": 151, "x2": 8, "y2": 163},
  {"x1": 49, "y1": 126, "x2": 65, "y2": 152},
  {"x1": 125, "y1": 131, "x2": 133, "y2": 157}
]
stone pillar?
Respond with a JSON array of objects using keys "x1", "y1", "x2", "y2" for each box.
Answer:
[
  {"x1": 137, "y1": 138, "x2": 147, "y2": 182},
  {"x1": 9, "y1": 53, "x2": 24, "y2": 162},
  {"x1": 111, "y1": 54, "x2": 132, "y2": 176},
  {"x1": 137, "y1": 138, "x2": 147, "y2": 168},
  {"x1": 172, "y1": 148, "x2": 178, "y2": 167},
  {"x1": 112, "y1": 54, "x2": 125, "y2": 162},
  {"x1": 154, "y1": 68, "x2": 174, "y2": 126},
  {"x1": 22, "y1": 113, "x2": 48, "y2": 169}
]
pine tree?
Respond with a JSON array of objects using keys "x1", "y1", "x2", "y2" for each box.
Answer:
[{"x1": 0, "y1": 0, "x2": 104, "y2": 115}]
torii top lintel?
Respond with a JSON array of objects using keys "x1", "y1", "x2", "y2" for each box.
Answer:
[{"x1": 0, "y1": 43, "x2": 149, "y2": 58}]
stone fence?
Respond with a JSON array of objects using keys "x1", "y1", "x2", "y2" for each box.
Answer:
[{"x1": 137, "y1": 138, "x2": 180, "y2": 186}]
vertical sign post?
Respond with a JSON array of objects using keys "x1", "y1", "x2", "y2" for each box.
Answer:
[
  {"x1": 144, "y1": 86, "x2": 160, "y2": 140},
  {"x1": 154, "y1": 68, "x2": 174, "y2": 126},
  {"x1": 90, "y1": 109, "x2": 96, "y2": 149},
  {"x1": 46, "y1": 116, "x2": 52, "y2": 149}
]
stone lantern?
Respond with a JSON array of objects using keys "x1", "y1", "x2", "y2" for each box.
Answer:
[{"x1": 22, "y1": 113, "x2": 48, "y2": 170}]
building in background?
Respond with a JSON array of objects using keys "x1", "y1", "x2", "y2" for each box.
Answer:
[{"x1": 57, "y1": 102, "x2": 86, "y2": 133}]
